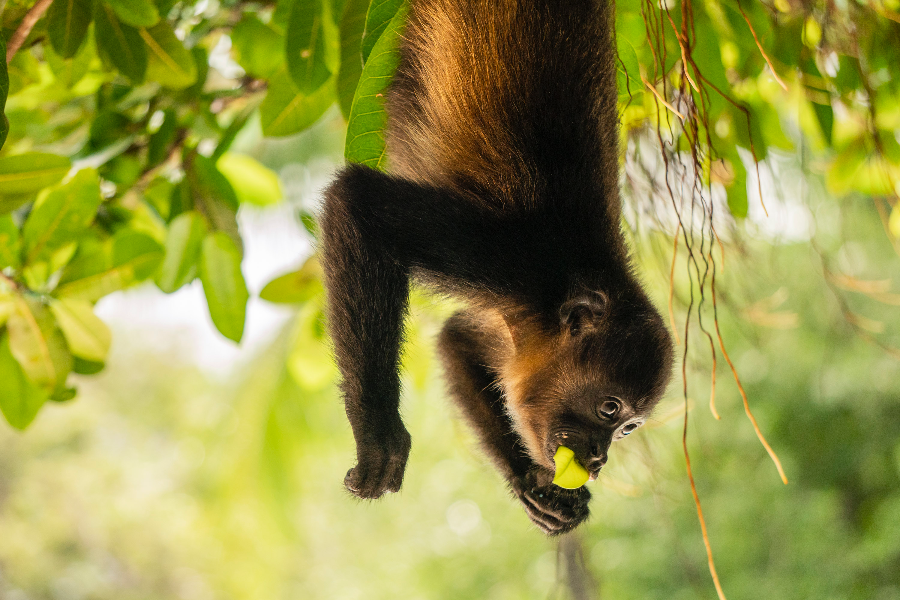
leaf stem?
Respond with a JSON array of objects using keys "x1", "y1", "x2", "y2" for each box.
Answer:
[{"x1": 6, "y1": 0, "x2": 54, "y2": 64}]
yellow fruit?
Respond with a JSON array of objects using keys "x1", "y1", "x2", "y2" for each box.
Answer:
[{"x1": 552, "y1": 445, "x2": 589, "y2": 489}]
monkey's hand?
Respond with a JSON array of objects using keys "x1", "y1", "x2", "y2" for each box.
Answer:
[
  {"x1": 511, "y1": 467, "x2": 591, "y2": 535},
  {"x1": 344, "y1": 423, "x2": 412, "y2": 499}
]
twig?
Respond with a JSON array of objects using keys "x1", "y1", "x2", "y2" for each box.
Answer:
[
  {"x1": 661, "y1": 7, "x2": 700, "y2": 93},
  {"x1": 681, "y1": 312, "x2": 727, "y2": 600},
  {"x1": 735, "y1": 0, "x2": 788, "y2": 92},
  {"x1": 710, "y1": 274, "x2": 789, "y2": 485},
  {"x1": 669, "y1": 226, "x2": 682, "y2": 345},
  {"x1": 6, "y1": 0, "x2": 54, "y2": 64},
  {"x1": 642, "y1": 75, "x2": 686, "y2": 121}
]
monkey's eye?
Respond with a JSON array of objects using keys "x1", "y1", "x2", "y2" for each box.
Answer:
[
  {"x1": 598, "y1": 399, "x2": 620, "y2": 418},
  {"x1": 621, "y1": 423, "x2": 640, "y2": 435}
]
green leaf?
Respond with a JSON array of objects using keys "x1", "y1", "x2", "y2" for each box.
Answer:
[
  {"x1": 0, "y1": 33, "x2": 8, "y2": 151},
  {"x1": 199, "y1": 232, "x2": 249, "y2": 343},
  {"x1": 730, "y1": 103, "x2": 768, "y2": 163},
  {"x1": 47, "y1": 0, "x2": 94, "y2": 58},
  {"x1": 834, "y1": 55, "x2": 862, "y2": 94},
  {"x1": 7, "y1": 296, "x2": 73, "y2": 392},
  {"x1": 88, "y1": 110, "x2": 133, "y2": 151},
  {"x1": 95, "y1": 3, "x2": 148, "y2": 82},
  {"x1": 0, "y1": 153, "x2": 71, "y2": 197},
  {"x1": 286, "y1": 0, "x2": 334, "y2": 94},
  {"x1": 212, "y1": 104, "x2": 257, "y2": 161},
  {"x1": 0, "y1": 38, "x2": 6, "y2": 116},
  {"x1": 49, "y1": 298, "x2": 111, "y2": 362},
  {"x1": 812, "y1": 100, "x2": 834, "y2": 146},
  {"x1": 231, "y1": 16, "x2": 285, "y2": 79},
  {"x1": 22, "y1": 169, "x2": 102, "y2": 265},
  {"x1": 691, "y1": 17, "x2": 730, "y2": 115},
  {"x1": 0, "y1": 195, "x2": 33, "y2": 216},
  {"x1": 345, "y1": 3, "x2": 407, "y2": 169},
  {"x1": 155, "y1": 0, "x2": 178, "y2": 18},
  {"x1": 50, "y1": 387, "x2": 78, "y2": 402},
  {"x1": 56, "y1": 235, "x2": 107, "y2": 286},
  {"x1": 216, "y1": 153, "x2": 283, "y2": 207},
  {"x1": 0, "y1": 214, "x2": 20, "y2": 270},
  {"x1": 143, "y1": 177, "x2": 174, "y2": 220},
  {"x1": 186, "y1": 154, "x2": 242, "y2": 254},
  {"x1": 300, "y1": 210, "x2": 318, "y2": 238},
  {"x1": 0, "y1": 332, "x2": 49, "y2": 430},
  {"x1": 361, "y1": 0, "x2": 404, "y2": 63},
  {"x1": 6, "y1": 48, "x2": 42, "y2": 93},
  {"x1": 112, "y1": 229, "x2": 165, "y2": 280},
  {"x1": 55, "y1": 230, "x2": 164, "y2": 301},
  {"x1": 104, "y1": 0, "x2": 160, "y2": 27},
  {"x1": 260, "y1": 257, "x2": 323, "y2": 304},
  {"x1": 140, "y1": 22, "x2": 197, "y2": 89},
  {"x1": 155, "y1": 211, "x2": 207, "y2": 293},
  {"x1": 73, "y1": 357, "x2": 105, "y2": 375},
  {"x1": 185, "y1": 46, "x2": 209, "y2": 97},
  {"x1": 45, "y1": 33, "x2": 94, "y2": 88},
  {"x1": 0, "y1": 291, "x2": 13, "y2": 327},
  {"x1": 147, "y1": 108, "x2": 177, "y2": 167},
  {"x1": 337, "y1": 0, "x2": 369, "y2": 119},
  {"x1": 260, "y1": 68, "x2": 336, "y2": 137},
  {"x1": 616, "y1": 38, "x2": 642, "y2": 96},
  {"x1": 727, "y1": 155, "x2": 749, "y2": 219}
]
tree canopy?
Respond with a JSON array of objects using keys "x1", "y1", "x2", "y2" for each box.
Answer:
[{"x1": 1, "y1": 0, "x2": 900, "y2": 598}]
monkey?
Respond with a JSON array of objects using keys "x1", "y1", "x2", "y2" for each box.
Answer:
[{"x1": 319, "y1": 0, "x2": 674, "y2": 535}]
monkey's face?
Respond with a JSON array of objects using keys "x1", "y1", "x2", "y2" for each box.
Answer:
[{"x1": 503, "y1": 289, "x2": 673, "y2": 477}]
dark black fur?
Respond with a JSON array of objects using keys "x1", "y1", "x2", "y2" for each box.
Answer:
[{"x1": 319, "y1": 0, "x2": 673, "y2": 534}]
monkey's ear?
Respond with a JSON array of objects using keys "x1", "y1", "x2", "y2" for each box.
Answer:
[{"x1": 560, "y1": 291, "x2": 608, "y2": 335}]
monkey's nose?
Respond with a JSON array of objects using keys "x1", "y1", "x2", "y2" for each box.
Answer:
[{"x1": 588, "y1": 441, "x2": 608, "y2": 462}]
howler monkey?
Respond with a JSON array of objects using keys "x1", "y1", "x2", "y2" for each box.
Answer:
[{"x1": 320, "y1": 0, "x2": 674, "y2": 535}]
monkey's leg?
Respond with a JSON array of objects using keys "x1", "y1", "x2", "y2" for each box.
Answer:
[{"x1": 438, "y1": 312, "x2": 591, "y2": 535}]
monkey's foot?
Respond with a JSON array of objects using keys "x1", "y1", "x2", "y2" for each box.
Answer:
[
  {"x1": 345, "y1": 427, "x2": 411, "y2": 499},
  {"x1": 512, "y1": 469, "x2": 591, "y2": 535}
]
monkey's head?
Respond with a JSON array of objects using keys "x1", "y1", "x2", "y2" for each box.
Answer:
[{"x1": 501, "y1": 286, "x2": 674, "y2": 479}]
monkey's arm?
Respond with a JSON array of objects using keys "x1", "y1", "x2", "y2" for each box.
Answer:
[
  {"x1": 438, "y1": 311, "x2": 590, "y2": 535},
  {"x1": 320, "y1": 166, "x2": 412, "y2": 499},
  {"x1": 320, "y1": 165, "x2": 545, "y2": 499}
]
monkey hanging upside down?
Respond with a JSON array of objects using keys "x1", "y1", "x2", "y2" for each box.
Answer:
[{"x1": 320, "y1": 0, "x2": 673, "y2": 535}]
